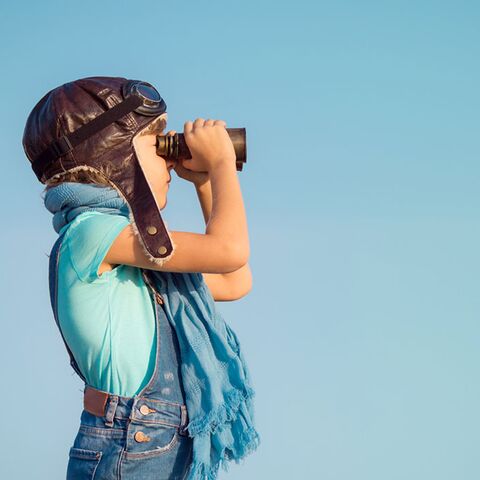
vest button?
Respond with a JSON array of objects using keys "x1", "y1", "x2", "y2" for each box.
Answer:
[
  {"x1": 139, "y1": 405, "x2": 150, "y2": 415},
  {"x1": 158, "y1": 245, "x2": 167, "y2": 255},
  {"x1": 147, "y1": 226, "x2": 157, "y2": 235},
  {"x1": 134, "y1": 431, "x2": 151, "y2": 442}
]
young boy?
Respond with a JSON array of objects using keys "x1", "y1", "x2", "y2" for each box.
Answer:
[{"x1": 23, "y1": 76, "x2": 259, "y2": 479}]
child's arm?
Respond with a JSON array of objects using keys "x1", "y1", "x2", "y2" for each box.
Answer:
[
  {"x1": 196, "y1": 180, "x2": 252, "y2": 301},
  {"x1": 103, "y1": 119, "x2": 249, "y2": 275}
]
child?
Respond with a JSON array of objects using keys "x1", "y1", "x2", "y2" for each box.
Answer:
[{"x1": 22, "y1": 76, "x2": 260, "y2": 480}]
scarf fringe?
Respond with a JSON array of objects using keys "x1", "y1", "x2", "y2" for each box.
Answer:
[
  {"x1": 187, "y1": 385, "x2": 256, "y2": 437},
  {"x1": 187, "y1": 424, "x2": 261, "y2": 480},
  {"x1": 187, "y1": 460, "x2": 221, "y2": 480},
  {"x1": 185, "y1": 385, "x2": 261, "y2": 479}
]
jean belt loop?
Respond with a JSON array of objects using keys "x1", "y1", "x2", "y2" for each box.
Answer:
[{"x1": 104, "y1": 395, "x2": 119, "y2": 427}]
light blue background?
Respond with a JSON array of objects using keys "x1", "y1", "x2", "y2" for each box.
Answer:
[{"x1": 1, "y1": 1, "x2": 479, "y2": 478}]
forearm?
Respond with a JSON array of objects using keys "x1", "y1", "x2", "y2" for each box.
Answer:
[
  {"x1": 207, "y1": 162, "x2": 249, "y2": 259},
  {"x1": 195, "y1": 180, "x2": 252, "y2": 293},
  {"x1": 195, "y1": 180, "x2": 213, "y2": 225}
]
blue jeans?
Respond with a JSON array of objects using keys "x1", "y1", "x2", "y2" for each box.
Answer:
[{"x1": 67, "y1": 394, "x2": 193, "y2": 479}]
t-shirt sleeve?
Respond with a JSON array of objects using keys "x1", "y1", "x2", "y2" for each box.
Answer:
[{"x1": 66, "y1": 212, "x2": 130, "y2": 283}]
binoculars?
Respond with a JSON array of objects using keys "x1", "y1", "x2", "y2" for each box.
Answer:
[{"x1": 156, "y1": 128, "x2": 247, "y2": 172}]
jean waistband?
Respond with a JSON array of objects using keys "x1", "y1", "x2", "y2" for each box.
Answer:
[{"x1": 83, "y1": 385, "x2": 189, "y2": 435}]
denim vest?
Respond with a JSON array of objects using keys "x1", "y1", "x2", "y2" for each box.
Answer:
[{"x1": 49, "y1": 230, "x2": 195, "y2": 479}]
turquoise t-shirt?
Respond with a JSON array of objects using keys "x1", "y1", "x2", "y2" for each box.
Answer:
[{"x1": 56, "y1": 211, "x2": 157, "y2": 397}]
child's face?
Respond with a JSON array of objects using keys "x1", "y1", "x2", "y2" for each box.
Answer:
[{"x1": 132, "y1": 131, "x2": 176, "y2": 210}]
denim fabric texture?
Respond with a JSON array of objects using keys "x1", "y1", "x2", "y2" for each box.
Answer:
[{"x1": 50, "y1": 230, "x2": 194, "y2": 479}]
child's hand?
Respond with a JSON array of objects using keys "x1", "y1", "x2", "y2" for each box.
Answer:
[{"x1": 166, "y1": 130, "x2": 210, "y2": 188}]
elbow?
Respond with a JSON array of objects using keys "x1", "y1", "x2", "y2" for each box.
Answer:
[
  {"x1": 238, "y1": 281, "x2": 253, "y2": 299},
  {"x1": 220, "y1": 275, "x2": 253, "y2": 302},
  {"x1": 224, "y1": 242, "x2": 249, "y2": 272},
  {"x1": 233, "y1": 275, "x2": 253, "y2": 300}
]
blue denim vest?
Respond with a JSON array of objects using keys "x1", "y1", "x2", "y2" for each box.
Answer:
[{"x1": 49, "y1": 230, "x2": 194, "y2": 479}]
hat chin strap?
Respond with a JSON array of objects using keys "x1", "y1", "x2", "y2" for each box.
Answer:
[{"x1": 105, "y1": 147, "x2": 176, "y2": 264}]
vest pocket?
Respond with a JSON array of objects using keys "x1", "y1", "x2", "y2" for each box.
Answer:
[{"x1": 67, "y1": 447, "x2": 103, "y2": 479}]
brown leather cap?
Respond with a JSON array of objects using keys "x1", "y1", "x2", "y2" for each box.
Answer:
[{"x1": 22, "y1": 76, "x2": 175, "y2": 264}]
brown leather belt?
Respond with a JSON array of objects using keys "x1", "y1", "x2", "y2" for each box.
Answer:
[
  {"x1": 84, "y1": 386, "x2": 110, "y2": 417},
  {"x1": 83, "y1": 385, "x2": 190, "y2": 436}
]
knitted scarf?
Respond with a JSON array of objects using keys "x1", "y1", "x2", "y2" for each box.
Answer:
[{"x1": 43, "y1": 182, "x2": 260, "y2": 480}]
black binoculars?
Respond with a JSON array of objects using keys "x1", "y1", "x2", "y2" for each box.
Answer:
[{"x1": 156, "y1": 128, "x2": 247, "y2": 172}]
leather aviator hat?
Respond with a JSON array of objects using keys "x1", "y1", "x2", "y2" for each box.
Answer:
[{"x1": 22, "y1": 75, "x2": 175, "y2": 264}]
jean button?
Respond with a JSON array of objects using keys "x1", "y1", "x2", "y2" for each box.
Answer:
[
  {"x1": 139, "y1": 405, "x2": 150, "y2": 415},
  {"x1": 134, "y1": 431, "x2": 151, "y2": 442}
]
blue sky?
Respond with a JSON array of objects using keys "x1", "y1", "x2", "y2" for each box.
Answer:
[{"x1": 1, "y1": 1, "x2": 479, "y2": 478}]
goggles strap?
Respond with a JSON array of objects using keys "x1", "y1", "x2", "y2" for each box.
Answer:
[{"x1": 32, "y1": 93, "x2": 144, "y2": 179}]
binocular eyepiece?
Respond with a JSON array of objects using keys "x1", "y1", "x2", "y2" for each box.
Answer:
[{"x1": 156, "y1": 128, "x2": 247, "y2": 172}]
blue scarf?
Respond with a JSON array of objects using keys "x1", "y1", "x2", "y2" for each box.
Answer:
[{"x1": 43, "y1": 182, "x2": 260, "y2": 480}]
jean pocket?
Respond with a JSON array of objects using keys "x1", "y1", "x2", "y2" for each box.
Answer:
[
  {"x1": 66, "y1": 447, "x2": 102, "y2": 480},
  {"x1": 122, "y1": 424, "x2": 180, "y2": 460}
]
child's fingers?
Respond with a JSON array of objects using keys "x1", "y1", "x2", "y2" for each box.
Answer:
[{"x1": 184, "y1": 120, "x2": 193, "y2": 135}]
